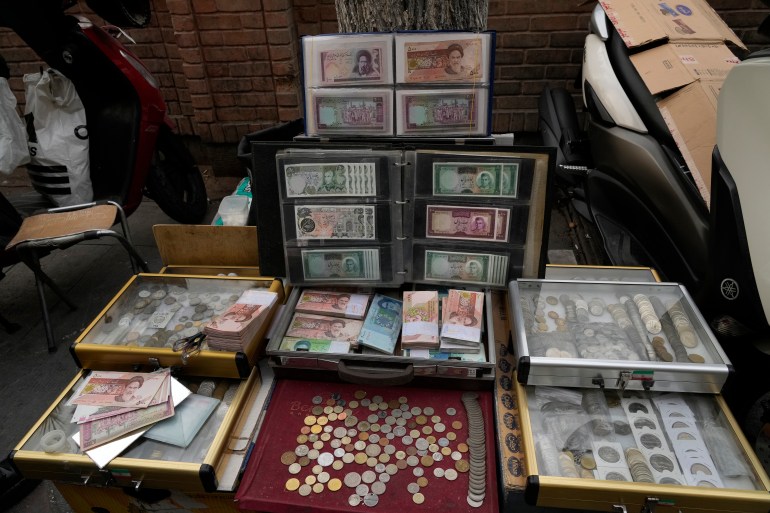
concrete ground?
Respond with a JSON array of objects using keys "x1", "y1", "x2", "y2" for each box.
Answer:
[{"x1": 0, "y1": 146, "x2": 593, "y2": 512}]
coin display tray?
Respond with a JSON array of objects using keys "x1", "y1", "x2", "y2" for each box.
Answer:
[
  {"x1": 236, "y1": 380, "x2": 498, "y2": 513},
  {"x1": 524, "y1": 386, "x2": 763, "y2": 491},
  {"x1": 510, "y1": 280, "x2": 732, "y2": 393},
  {"x1": 78, "y1": 275, "x2": 268, "y2": 350}
]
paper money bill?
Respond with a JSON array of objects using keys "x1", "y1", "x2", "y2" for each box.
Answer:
[
  {"x1": 301, "y1": 248, "x2": 381, "y2": 281},
  {"x1": 426, "y1": 205, "x2": 510, "y2": 242},
  {"x1": 285, "y1": 312, "x2": 363, "y2": 342},
  {"x1": 295, "y1": 205, "x2": 376, "y2": 240},
  {"x1": 72, "y1": 373, "x2": 171, "y2": 424},
  {"x1": 284, "y1": 163, "x2": 377, "y2": 198},
  {"x1": 314, "y1": 94, "x2": 389, "y2": 133},
  {"x1": 440, "y1": 289, "x2": 484, "y2": 346},
  {"x1": 402, "y1": 92, "x2": 478, "y2": 131},
  {"x1": 319, "y1": 45, "x2": 387, "y2": 84},
  {"x1": 424, "y1": 250, "x2": 509, "y2": 286},
  {"x1": 402, "y1": 291, "x2": 439, "y2": 348},
  {"x1": 357, "y1": 294, "x2": 403, "y2": 355},
  {"x1": 432, "y1": 162, "x2": 519, "y2": 197},
  {"x1": 403, "y1": 37, "x2": 485, "y2": 83},
  {"x1": 295, "y1": 289, "x2": 371, "y2": 319},
  {"x1": 80, "y1": 398, "x2": 175, "y2": 451},
  {"x1": 279, "y1": 337, "x2": 351, "y2": 354},
  {"x1": 69, "y1": 369, "x2": 170, "y2": 408}
]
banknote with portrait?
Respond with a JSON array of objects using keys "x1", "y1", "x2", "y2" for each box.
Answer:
[
  {"x1": 395, "y1": 32, "x2": 492, "y2": 84},
  {"x1": 295, "y1": 205, "x2": 376, "y2": 240},
  {"x1": 395, "y1": 89, "x2": 488, "y2": 136},
  {"x1": 285, "y1": 312, "x2": 364, "y2": 342},
  {"x1": 302, "y1": 34, "x2": 393, "y2": 87},
  {"x1": 440, "y1": 289, "x2": 484, "y2": 346},
  {"x1": 283, "y1": 163, "x2": 377, "y2": 198},
  {"x1": 432, "y1": 162, "x2": 519, "y2": 197},
  {"x1": 423, "y1": 250, "x2": 509, "y2": 286},
  {"x1": 79, "y1": 398, "x2": 175, "y2": 451},
  {"x1": 300, "y1": 248, "x2": 381, "y2": 281},
  {"x1": 69, "y1": 369, "x2": 170, "y2": 409},
  {"x1": 295, "y1": 289, "x2": 371, "y2": 319},
  {"x1": 306, "y1": 89, "x2": 394, "y2": 136},
  {"x1": 425, "y1": 205, "x2": 510, "y2": 243},
  {"x1": 401, "y1": 290, "x2": 439, "y2": 348}
]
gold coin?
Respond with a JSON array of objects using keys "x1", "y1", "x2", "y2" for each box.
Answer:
[
  {"x1": 455, "y1": 459, "x2": 470, "y2": 472},
  {"x1": 651, "y1": 336, "x2": 665, "y2": 348},
  {"x1": 441, "y1": 447, "x2": 452, "y2": 456},
  {"x1": 422, "y1": 426, "x2": 433, "y2": 435},
  {"x1": 304, "y1": 415, "x2": 317, "y2": 426},
  {"x1": 537, "y1": 322, "x2": 548, "y2": 331},
  {"x1": 580, "y1": 454, "x2": 597, "y2": 470},
  {"x1": 426, "y1": 435, "x2": 436, "y2": 444},
  {"x1": 688, "y1": 353, "x2": 705, "y2": 363},
  {"x1": 388, "y1": 399, "x2": 400, "y2": 409},
  {"x1": 280, "y1": 451, "x2": 297, "y2": 465},
  {"x1": 547, "y1": 311, "x2": 559, "y2": 319},
  {"x1": 378, "y1": 437, "x2": 389, "y2": 447},
  {"x1": 457, "y1": 442, "x2": 469, "y2": 453},
  {"x1": 417, "y1": 476, "x2": 428, "y2": 487},
  {"x1": 415, "y1": 415, "x2": 427, "y2": 425},
  {"x1": 332, "y1": 460, "x2": 344, "y2": 471},
  {"x1": 378, "y1": 453, "x2": 390, "y2": 463},
  {"x1": 304, "y1": 475, "x2": 317, "y2": 485},
  {"x1": 354, "y1": 390, "x2": 367, "y2": 399},
  {"x1": 660, "y1": 351, "x2": 674, "y2": 362},
  {"x1": 328, "y1": 478, "x2": 342, "y2": 492},
  {"x1": 310, "y1": 424, "x2": 322, "y2": 434},
  {"x1": 296, "y1": 434, "x2": 308, "y2": 444},
  {"x1": 420, "y1": 455, "x2": 434, "y2": 467},
  {"x1": 359, "y1": 432, "x2": 369, "y2": 441},
  {"x1": 324, "y1": 406, "x2": 333, "y2": 414},
  {"x1": 451, "y1": 421, "x2": 463, "y2": 430},
  {"x1": 446, "y1": 432, "x2": 457, "y2": 441},
  {"x1": 285, "y1": 478, "x2": 300, "y2": 491},
  {"x1": 413, "y1": 492, "x2": 425, "y2": 505},
  {"x1": 354, "y1": 453, "x2": 367, "y2": 464},
  {"x1": 327, "y1": 412, "x2": 337, "y2": 422},
  {"x1": 312, "y1": 482, "x2": 324, "y2": 493}
]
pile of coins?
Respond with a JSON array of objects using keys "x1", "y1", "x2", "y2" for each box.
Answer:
[
  {"x1": 280, "y1": 390, "x2": 482, "y2": 508},
  {"x1": 462, "y1": 392, "x2": 486, "y2": 508},
  {"x1": 631, "y1": 294, "x2": 661, "y2": 334},
  {"x1": 625, "y1": 448, "x2": 654, "y2": 482},
  {"x1": 667, "y1": 300, "x2": 698, "y2": 348},
  {"x1": 571, "y1": 323, "x2": 641, "y2": 361}
]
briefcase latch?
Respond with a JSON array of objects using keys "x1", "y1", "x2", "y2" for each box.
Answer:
[{"x1": 611, "y1": 505, "x2": 627, "y2": 513}]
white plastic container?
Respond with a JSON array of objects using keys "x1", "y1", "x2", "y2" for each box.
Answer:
[{"x1": 217, "y1": 195, "x2": 249, "y2": 226}]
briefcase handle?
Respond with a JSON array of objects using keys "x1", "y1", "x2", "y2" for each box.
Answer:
[{"x1": 338, "y1": 360, "x2": 414, "y2": 386}]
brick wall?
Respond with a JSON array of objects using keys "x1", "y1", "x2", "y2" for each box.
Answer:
[{"x1": 0, "y1": 0, "x2": 767, "y2": 147}]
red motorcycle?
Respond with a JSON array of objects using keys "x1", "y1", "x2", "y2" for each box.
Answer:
[{"x1": 0, "y1": 0, "x2": 208, "y2": 223}]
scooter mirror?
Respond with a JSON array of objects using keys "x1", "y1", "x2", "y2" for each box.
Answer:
[{"x1": 85, "y1": 0, "x2": 150, "y2": 28}]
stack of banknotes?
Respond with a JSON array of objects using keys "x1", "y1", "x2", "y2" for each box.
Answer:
[
  {"x1": 204, "y1": 289, "x2": 279, "y2": 352},
  {"x1": 439, "y1": 289, "x2": 485, "y2": 353},
  {"x1": 69, "y1": 369, "x2": 174, "y2": 451},
  {"x1": 401, "y1": 290, "x2": 440, "y2": 349},
  {"x1": 357, "y1": 294, "x2": 404, "y2": 354},
  {"x1": 280, "y1": 290, "x2": 373, "y2": 353}
]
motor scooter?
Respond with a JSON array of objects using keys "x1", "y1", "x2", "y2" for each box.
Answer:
[
  {"x1": 0, "y1": 0, "x2": 208, "y2": 223},
  {"x1": 539, "y1": 3, "x2": 770, "y2": 448}
]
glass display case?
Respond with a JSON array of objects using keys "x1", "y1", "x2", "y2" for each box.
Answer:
[
  {"x1": 515, "y1": 377, "x2": 770, "y2": 512},
  {"x1": 12, "y1": 368, "x2": 262, "y2": 492},
  {"x1": 509, "y1": 280, "x2": 731, "y2": 393},
  {"x1": 72, "y1": 274, "x2": 285, "y2": 378}
]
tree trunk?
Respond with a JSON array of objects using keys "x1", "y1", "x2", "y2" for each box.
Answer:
[{"x1": 335, "y1": 0, "x2": 488, "y2": 32}]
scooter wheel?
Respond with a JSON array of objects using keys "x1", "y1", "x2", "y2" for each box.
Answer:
[{"x1": 146, "y1": 129, "x2": 209, "y2": 224}]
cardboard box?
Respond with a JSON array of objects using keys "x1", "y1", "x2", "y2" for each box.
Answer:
[
  {"x1": 600, "y1": 0, "x2": 747, "y2": 204},
  {"x1": 658, "y1": 80, "x2": 722, "y2": 204}
]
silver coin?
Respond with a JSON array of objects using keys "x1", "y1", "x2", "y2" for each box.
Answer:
[
  {"x1": 298, "y1": 484, "x2": 312, "y2": 496},
  {"x1": 402, "y1": 435, "x2": 413, "y2": 445},
  {"x1": 386, "y1": 433, "x2": 395, "y2": 440},
  {"x1": 406, "y1": 455, "x2": 419, "y2": 467},
  {"x1": 407, "y1": 482, "x2": 421, "y2": 494},
  {"x1": 369, "y1": 433, "x2": 381, "y2": 444},
  {"x1": 330, "y1": 439, "x2": 341, "y2": 449},
  {"x1": 467, "y1": 496, "x2": 484, "y2": 508},
  {"x1": 344, "y1": 472, "x2": 361, "y2": 488},
  {"x1": 446, "y1": 407, "x2": 457, "y2": 416},
  {"x1": 380, "y1": 424, "x2": 392, "y2": 433},
  {"x1": 342, "y1": 453, "x2": 355, "y2": 464},
  {"x1": 372, "y1": 395, "x2": 384, "y2": 404},
  {"x1": 318, "y1": 471, "x2": 330, "y2": 484},
  {"x1": 394, "y1": 426, "x2": 407, "y2": 437},
  {"x1": 356, "y1": 483, "x2": 369, "y2": 497},
  {"x1": 363, "y1": 493, "x2": 379, "y2": 507},
  {"x1": 432, "y1": 452, "x2": 443, "y2": 461},
  {"x1": 334, "y1": 427, "x2": 347, "y2": 438},
  {"x1": 371, "y1": 481, "x2": 387, "y2": 495},
  {"x1": 434, "y1": 467, "x2": 445, "y2": 478},
  {"x1": 355, "y1": 440, "x2": 366, "y2": 451},
  {"x1": 445, "y1": 468, "x2": 458, "y2": 481},
  {"x1": 383, "y1": 444, "x2": 396, "y2": 455},
  {"x1": 396, "y1": 418, "x2": 407, "y2": 426},
  {"x1": 368, "y1": 414, "x2": 379, "y2": 424},
  {"x1": 288, "y1": 463, "x2": 301, "y2": 474},
  {"x1": 402, "y1": 411, "x2": 413, "y2": 420},
  {"x1": 451, "y1": 451, "x2": 463, "y2": 460},
  {"x1": 385, "y1": 463, "x2": 398, "y2": 475},
  {"x1": 434, "y1": 422, "x2": 446, "y2": 433},
  {"x1": 375, "y1": 463, "x2": 386, "y2": 473},
  {"x1": 317, "y1": 452, "x2": 334, "y2": 467},
  {"x1": 362, "y1": 470, "x2": 377, "y2": 484},
  {"x1": 410, "y1": 407, "x2": 422, "y2": 415},
  {"x1": 334, "y1": 448, "x2": 345, "y2": 458},
  {"x1": 413, "y1": 467, "x2": 424, "y2": 477},
  {"x1": 307, "y1": 449, "x2": 319, "y2": 460},
  {"x1": 365, "y1": 444, "x2": 381, "y2": 457},
  {"x1": 379, "y1": 472, "x2": 391, "y2": 482},
  {"x1": 423, "y1": 406, "x2": 435, "y2": 416},
  {"x1": 392, "y1": 408, "x2": 402, "y2": 418},
  {"x1": 438, "y1": 437, "x2": 450, "y2": 447},
  {"x1": 295, "y1": 445, "x2": 309, "y2": 457},
  {"x1": 349, "y1": 494, "x2": 362, "y2": 507}
]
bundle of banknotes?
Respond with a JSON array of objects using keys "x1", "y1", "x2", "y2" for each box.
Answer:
[
  {"x1": 282, "y1": 308, "x2": 368, "y2": 353},
  {"x1": 439, "y1": 289, "x2": 485, "y2": 352},
  {"x1": 204, "y1": 289, "x2": 279, "y2": 352},
  {"x1": 69, "y1": 369, "x2": 174, "y2": 451},
  {"x1": 357, "y1": 294, "x2": 404, "y2": 354}
]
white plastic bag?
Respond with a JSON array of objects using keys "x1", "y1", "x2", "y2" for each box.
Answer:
[
  {"x1": 23, "y1": 69, "x2": 92, "y2": 206},
  {"x1": 0, "y1": 77, "x2": 30, "y2": 175}
]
